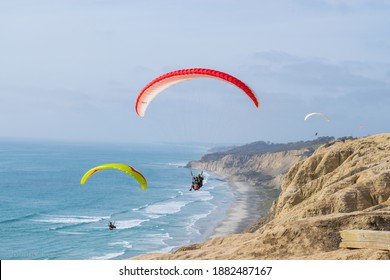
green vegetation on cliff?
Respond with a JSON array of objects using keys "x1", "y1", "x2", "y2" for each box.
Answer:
[{"x1": 197, "y1": 137, "x2": 335, "y2": 163}]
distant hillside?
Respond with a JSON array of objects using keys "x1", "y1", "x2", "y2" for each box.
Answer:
[
  {"x1": 186, "y1": 136, "x2": 336, "y2": 189},
  {"x1": 198, "y1": 136, "x2": 335, "y2": 162}
]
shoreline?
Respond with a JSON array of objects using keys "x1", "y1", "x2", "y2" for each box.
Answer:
[
  {"x1": 210, "y1": 179, "x2": 274, "y2": 238},
  {"x1": 128, "y1": 175, "x2": 277, "y2": 260}
]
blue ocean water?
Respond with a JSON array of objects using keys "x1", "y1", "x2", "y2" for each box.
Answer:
[{"x1": 0, "y1": 140, "x2": 235, "y2": 260}]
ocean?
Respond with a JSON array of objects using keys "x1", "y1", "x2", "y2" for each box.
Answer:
[{"x1": 0, "y1": 140, "x2": 236, "y2": 260}]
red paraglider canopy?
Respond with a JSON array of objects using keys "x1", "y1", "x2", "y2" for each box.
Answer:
[{"x1": 135, "y1": 68, "x2": 259, "y2": 117}]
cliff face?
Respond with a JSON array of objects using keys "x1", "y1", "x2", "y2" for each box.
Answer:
[
  {"x1": 132, "y1": 134, "x2": 390, "y2": 260},
  {"x1": 187, "y1": 149, "x2": 311, "y2": 188},
  {"x1": 272, "y1": 135, "x2": 390, "y2": 220},
  {"x1": 187, "y1": 137, "x2": 333, "y2": 189}
]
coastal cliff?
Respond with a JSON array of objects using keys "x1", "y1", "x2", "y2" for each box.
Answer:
[
  {"x1": 187, "y1": 149, "x2": 310, "y2": 189},
  {"x1": 186, "y1": 137, "x2": 333, "y2": 188},
  {"x1": 132, "y1": 134, "x2": 390, "y2": 260}
]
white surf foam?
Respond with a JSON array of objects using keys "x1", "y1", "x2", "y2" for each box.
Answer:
[
  {"x1": 144, "y1": 201, "x2": 189, "y2": 215},
  {"x1": 57, "y1": 231, "x2": 88, "y2": 235},
  {"x1": 109, "y1": 241, "x2": 133, "y2": 249},
  {"x1": 90, "y1": 251, "x2": 125, "y2": 260},
  {"x1": 114, "y1": 219, "x2": 149, "y2": 229},
  {"x1": 34, "y1": 215, "x2": 109, "y2": 224}
]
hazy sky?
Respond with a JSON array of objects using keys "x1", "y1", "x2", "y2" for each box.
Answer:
[{"x1": 1, "y1": 0, "x2": 389, "y2": 145}]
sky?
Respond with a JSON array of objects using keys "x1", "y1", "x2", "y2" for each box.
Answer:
[{"x1": 1, "y1": 0, "x2": 389, "y2": 145}]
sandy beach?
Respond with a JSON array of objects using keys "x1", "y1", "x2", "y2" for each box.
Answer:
[
  {"x1": 210, "y1": 181, "x2": 270, "y2": 238},
  {"x1": 130, "y1": 135, "x2": 390, "y2": 261},
  {"x1": 129, "y1": 178, "x2": 279, "y2": 260},
  {"x1": 129, "y1": 177, "x2": 279, "y2": 260}
]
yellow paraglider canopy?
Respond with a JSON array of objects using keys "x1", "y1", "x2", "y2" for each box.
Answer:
[{"x1": 80, "y1": 163, "x2": 147, "y2": 190}]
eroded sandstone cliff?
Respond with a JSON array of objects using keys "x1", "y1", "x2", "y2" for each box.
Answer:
[
  {"x1": 132, "y1": 134, "x2": 390, "y2": 260},
  {"x1": 187, "y1": 148, "x2": 312, "y2": 188}
]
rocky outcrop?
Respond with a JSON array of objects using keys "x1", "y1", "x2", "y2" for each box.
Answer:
[
  {"x1": 187, "y1": 137, "x2": 334, "y2": 189},
  {"x1": 132, "y1": 134, "x2": 390, "y2": 260},
  {"x1": 272, "y1": 134, "x2": 390, "y2": 220},
  {"x1": 187, "y1": 149, "x2": 311, "y2": 189}
]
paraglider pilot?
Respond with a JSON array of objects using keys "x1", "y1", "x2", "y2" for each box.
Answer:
[
  {"x1": 108, "y1": 221, "x2": 116, "y2": 230},
  {"x1": 189, "y1": 171, "x2": 204, "y2": 191}
]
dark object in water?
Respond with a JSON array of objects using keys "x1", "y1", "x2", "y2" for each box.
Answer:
[{"x1": 108, "y1": 222, "x2": 116, "y2": 230}]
